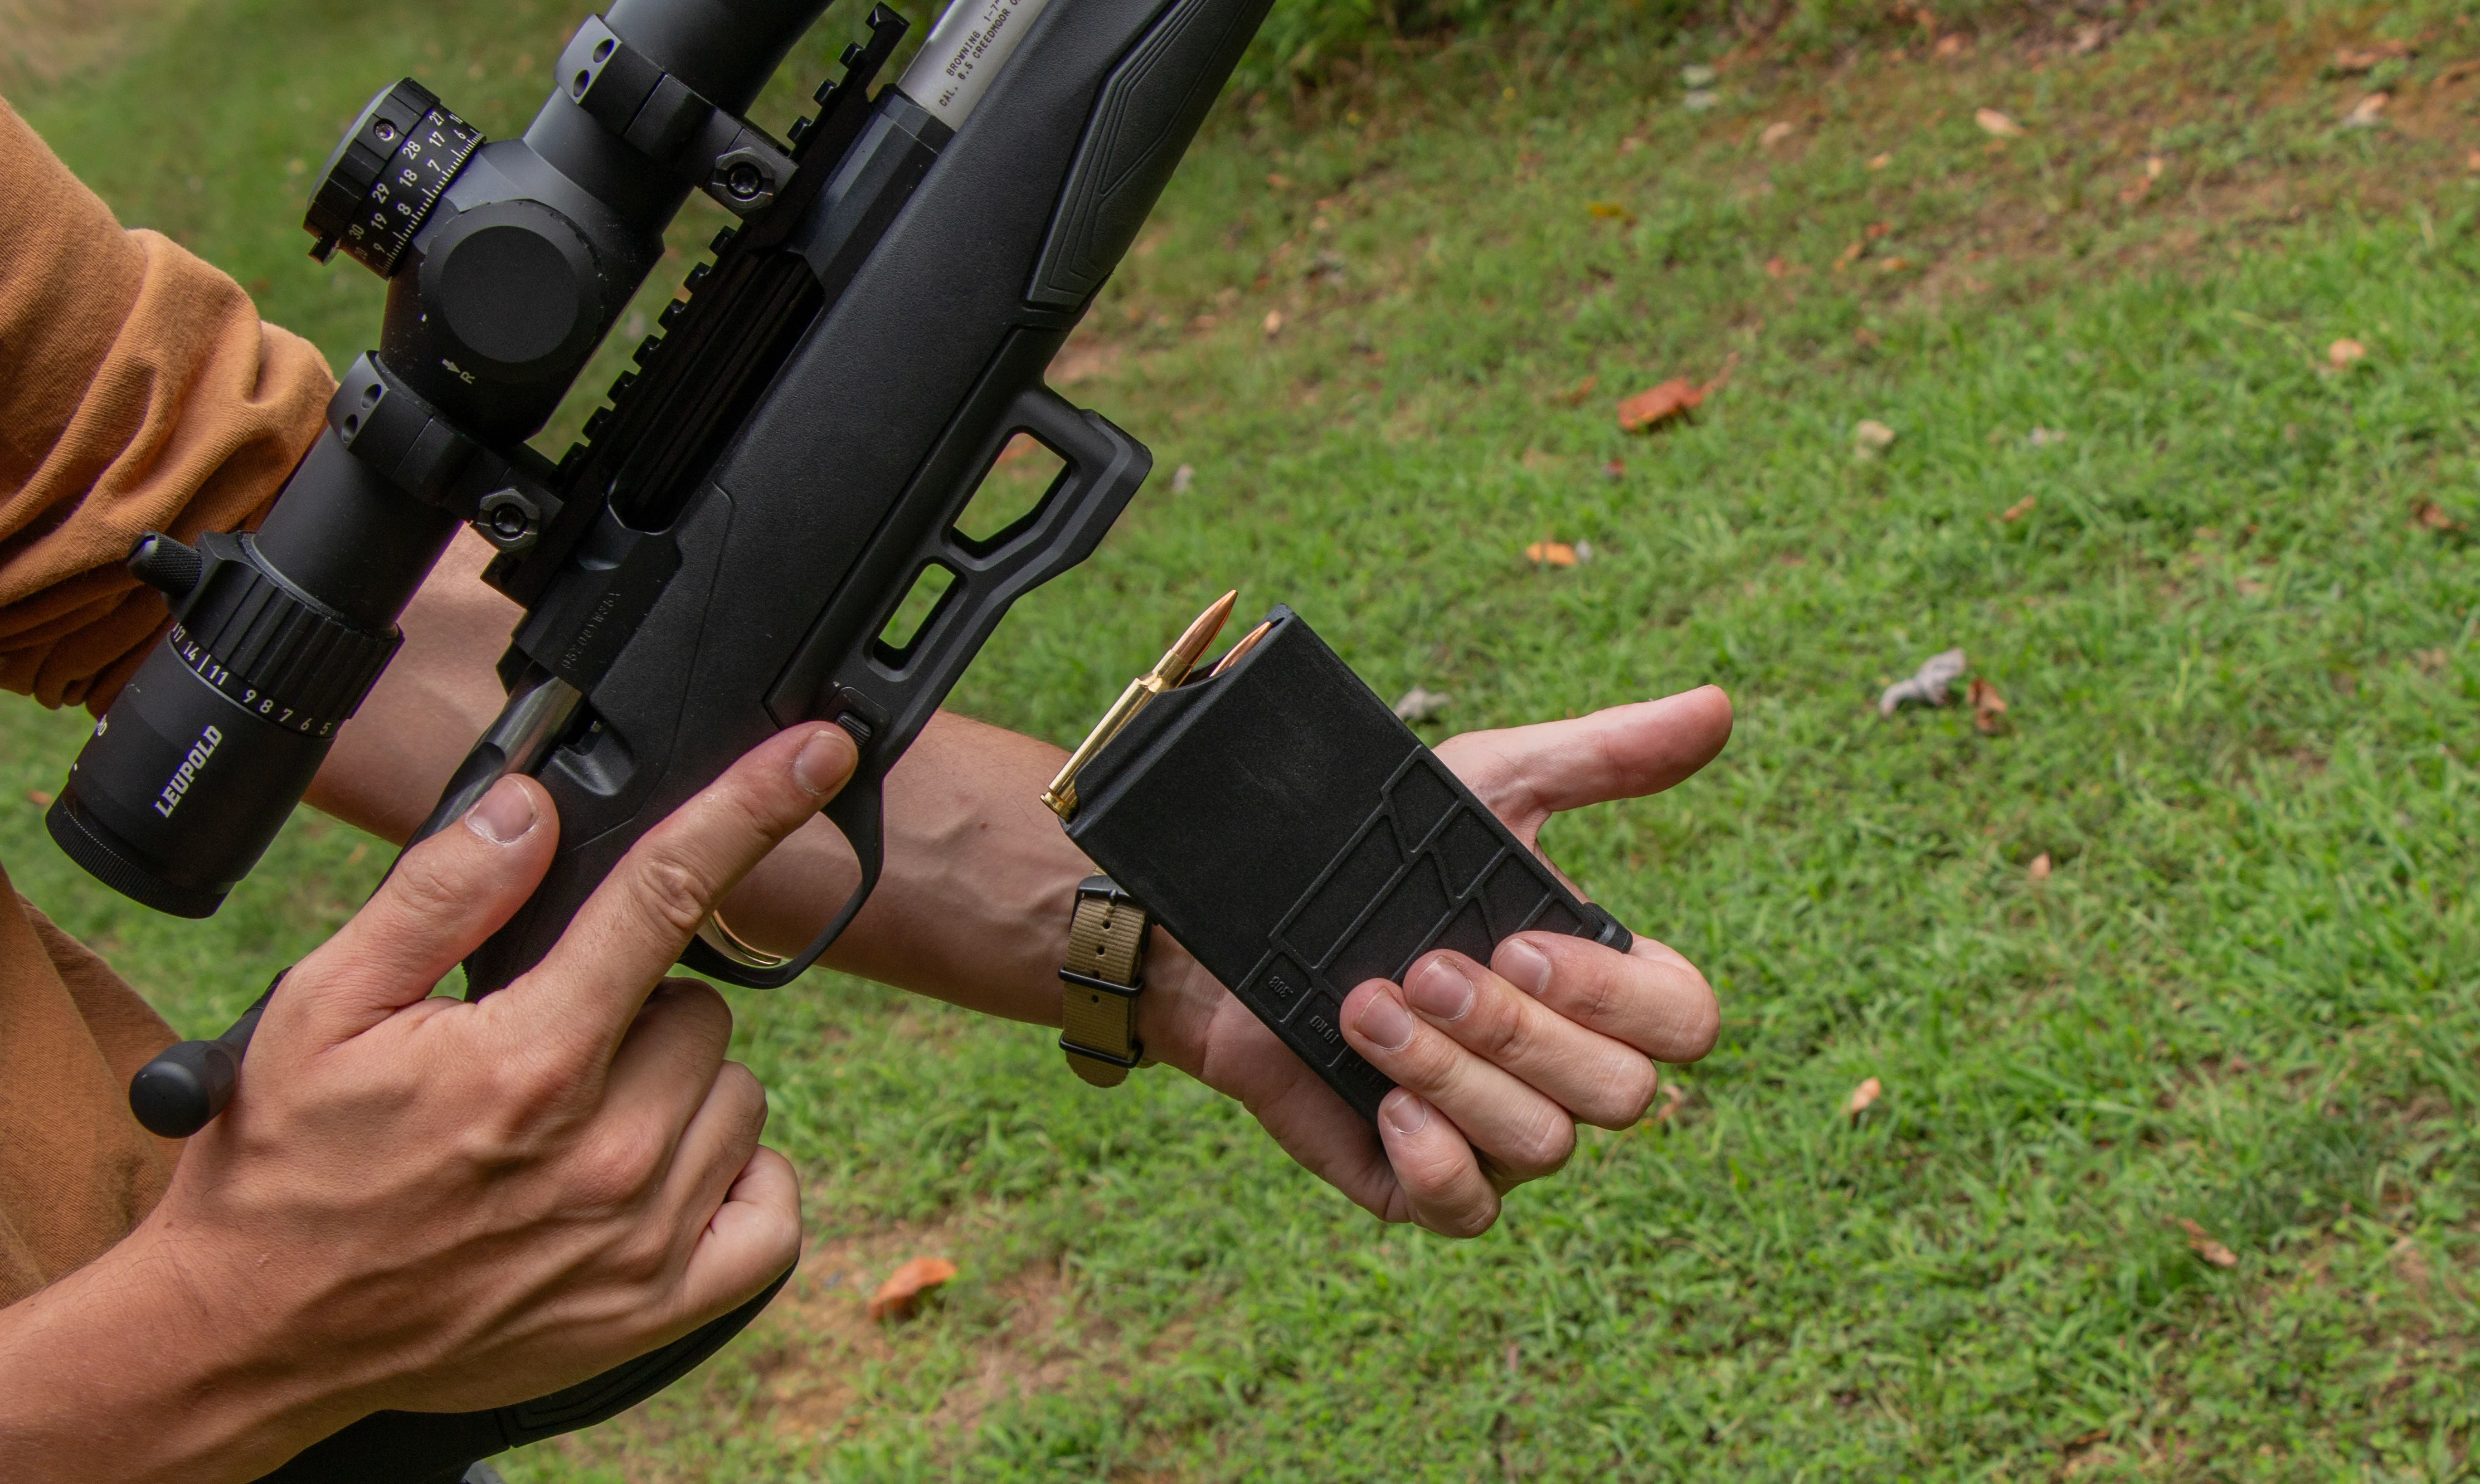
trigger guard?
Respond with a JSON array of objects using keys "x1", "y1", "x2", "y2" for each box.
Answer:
[{"x1": 678, "y1": 775, "x2": 884, "y2": 989}]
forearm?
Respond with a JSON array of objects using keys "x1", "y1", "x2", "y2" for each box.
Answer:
[
  {"x1": 724, "y1": 712, "x2": 1100, "y2": 1028},
  {"x1": 306, "y1": 537, "x2": 1131, "y2": 1035},
  {"x1": 0, "y1": 1228, "x2": 341, "y2": 1483},
  {"x1": 304, "y1": 527, "x2": 513, "y2": 841}
]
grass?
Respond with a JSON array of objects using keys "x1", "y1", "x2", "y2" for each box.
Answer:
[{"x1": 12, "y1": 0, "x2": 2480, "y2": 1477}]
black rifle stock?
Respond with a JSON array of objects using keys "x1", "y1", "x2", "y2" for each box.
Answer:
[
  {"x1": 64, "y1": 0, "x2": 1279, "y2": 1471},
  {"x1": 465, "y1": 0, "x2": 1273, "y2": 991}
]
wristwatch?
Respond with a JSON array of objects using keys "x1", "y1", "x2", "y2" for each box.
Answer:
[{"x1": 1058, "y1": 874, "x2": 1151, "y2": 1086}]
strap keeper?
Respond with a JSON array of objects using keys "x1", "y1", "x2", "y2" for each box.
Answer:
[
  {"x1": 1058, "y1": 966, "x2": 1141, "y2": 998},
  {"x1": 1057, "y1": 1036, "x2": 1141, "y2": 1071}
]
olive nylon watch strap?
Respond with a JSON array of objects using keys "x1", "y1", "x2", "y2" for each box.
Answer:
[{"x1": 1059, "y1": 875, "x2": 1149, "y2": 1087}]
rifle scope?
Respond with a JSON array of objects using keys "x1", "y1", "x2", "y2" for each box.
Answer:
[{"x1": 46, "y1": 0, "x2": 836, "y2": 915}]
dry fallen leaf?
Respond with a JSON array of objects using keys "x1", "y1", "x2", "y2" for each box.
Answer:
[
  {"x1": 868, "y1": 1256, "x2": 959, "y2": 1321},
  {"x1": 1170, "y1": 464, "x2": 1195, "y2": 494},
  {"x1": 1852, "y1": 419, "x2": 1898, "y2": 458},
  {"x1": 1649, "y1": 1082, "x2": 1687, "y2": 1125},
  {"x1": 2344, "y1": 93, "x2": 2389, "y2": 128},
  {"x1": 1867, "y1": 151, "x2": 1893, "y2": 171},
  {"x1": 2333, "y1": 40, "x2": 2414, "y2": 72},
  {"x1": 1525, "y1": 541, "x2": 1579, "y2": 567},
  {"x1": 2170, "y1": 1217, "x2": 2238, "y2": 1269},
  {"x1": 1968, "y1": 677, "x2": 2009, "y2": 733},
  {"x1": 1760, "y1": 120, "x2": 1796, "y2": 148},
  {"x1": 1934, "y1": 33, "x2": 1965, "y2": 57},
  {"x1": 1393, "y1": 686, "x2": 1453, "y2": 723},
  {"x1": 1261, "y1": 309, "x2": 1285, "y2": 337},
  {"x1": 2000, "y1": 495, "x2": 2037, "y2": 522},
  {"x1": 1617, "y1": 377, "x2": 1709, "y2": 432},
  {"x1": 2414, "y1": 501, "x2": 2462, "y2": 533},
  {"x1": 1551, "y1": 373, "x2": 1599, "y2": 407},
  {"x1": 2029, "y1": 852, "x2": 2053, "y2": 881},
  {"x1": 1588, "y1": 200, "x2": 1637, "y2": 224},
  {"x1": 1844, "y1": 1077, "x2": 1883, "y2": 1118},
  {"x1": 2117, "y1": 156, "x2": 2164, "y2": 205},
  {"x1": 24, "y1": 789, "x2": 51, "y2": 807},
  {"x1": 1879, "y1": 648, "x2": 1966, "y2": 717},
  {"x1": 1765, "y1": 255, "x2": 1791, "y2": 279},
  {"x1": 2328, "y1": 338, "x2": 2367, "y2": 368},
  {"x1": 1975, "y1": 108, "x2": 2026, "y2": 138},
  {"x1": 1854, "y1": 327, "x2": 1882, "y2": 348}
]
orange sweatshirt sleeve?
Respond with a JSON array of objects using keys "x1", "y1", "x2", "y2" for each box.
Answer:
[{"x1": 0, "y1": 94, "x2": 334, "y2": 712}]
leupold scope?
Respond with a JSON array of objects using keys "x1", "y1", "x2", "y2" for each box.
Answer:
[{"x1": 46, "y1": 0, "x2": 837, "y2": 913}]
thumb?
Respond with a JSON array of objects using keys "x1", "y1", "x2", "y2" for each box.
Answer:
[
  {"x1": 284, "y1": 775, "x2": 562, "y2": 1044},
  {"x1": 1433, "y1": 685, "x2": 1734, "y2": 843}
]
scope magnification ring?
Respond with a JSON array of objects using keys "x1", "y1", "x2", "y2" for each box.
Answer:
[
  {"x1": 307, "y1": 79, "x2": 484, "y2": 277},
  {"x1": 169, "y1": 537, "x2": 401, "y2": 740}
]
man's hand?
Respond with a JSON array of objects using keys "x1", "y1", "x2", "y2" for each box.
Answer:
[
  {"x1": 313, "y1": 546, "x2": 1730, "y2": 1243},
  {"x1": 1142, "y1": 685, "x2": 1731, "y2": 1237},
  {"x1": 0, "y1": 723, "x2": 855, "y2": 1483}
]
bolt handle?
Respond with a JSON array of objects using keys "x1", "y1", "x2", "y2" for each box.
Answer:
[{"x1": 129, "y1": 976, "x2": 279, "y2": 1138}]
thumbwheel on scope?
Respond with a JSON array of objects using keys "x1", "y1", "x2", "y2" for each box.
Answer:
[{"x1": 305, "y1": 77, "x2": 484, "y2": 277}]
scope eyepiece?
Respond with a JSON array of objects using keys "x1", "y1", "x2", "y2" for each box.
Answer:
[{"x1": 46, "y1": 532, "x2": 403, "y2": 918}]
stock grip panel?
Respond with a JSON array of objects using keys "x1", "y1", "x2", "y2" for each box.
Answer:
[
  {"x1": 707, "y1": 368, "x2": 1150, "y2": 988},
  {"x1": 464, "y1": 0, "x2": 1266, "y2": 994}
]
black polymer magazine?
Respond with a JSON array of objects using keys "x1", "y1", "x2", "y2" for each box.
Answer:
[{"x1": 1064, "y1": 607, "x2": 1633, "y2": 1122}]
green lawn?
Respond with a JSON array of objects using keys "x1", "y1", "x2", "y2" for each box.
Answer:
[{"x1": 12, "y1": 0, "x2": 2480, "y2": 1477}]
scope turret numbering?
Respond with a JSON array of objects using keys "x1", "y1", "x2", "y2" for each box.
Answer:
[{"x1": 306, "y1": 78, "x2": 484, "y2": 276}]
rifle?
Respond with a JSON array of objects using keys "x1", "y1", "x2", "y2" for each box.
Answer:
[{"x1": 43, "y1": 0, "x2": 1277, "y2": 1472}]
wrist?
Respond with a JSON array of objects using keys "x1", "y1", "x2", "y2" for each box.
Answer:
[
  {"x1": 0, "y1": 1218, "x2": 347, "y2": 1483},
  {"x1": 1130, "y1": 930, "x2": 1220, "y2": 1082}
]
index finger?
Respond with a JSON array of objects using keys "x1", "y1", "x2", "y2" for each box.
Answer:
[
  {"x1": 510, "y1": 724, "x2": 857, "y2": 1050},
  {"x1": 1491, "y1": 931, "x2": 1718, "y2": 1064}
]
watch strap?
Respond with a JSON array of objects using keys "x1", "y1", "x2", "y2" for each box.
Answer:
[{"x1": 1059, "y1": 874, "x2": 1147, "y2": 1087}]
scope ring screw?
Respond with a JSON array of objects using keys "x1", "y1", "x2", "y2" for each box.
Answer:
[
  {"x1": 476, "y1": 489, "x2": 542, "y2": 553},
  {"x1": 711, "y1": 148, "x2": 779, "y2": 207}
]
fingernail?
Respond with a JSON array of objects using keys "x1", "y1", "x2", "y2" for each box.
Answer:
[
  {"x1": 1406, "y1": 955, "x2": 1475, "y2": 1021},
  {"x1": 1381, "y1": 1089, "x2": 1431, "y2": 1136},
  {"x1": 1354, "y1": 989, "x2": 1416, "y2": 1053},
  {"x1": 1499, "y1": 937, "x2": 1552, "y2": 998},
  {"x1": 792, "y1": 727, "x2": 852, "y2": 796},
  {"x1": 464, "y1": 776, "x2": 537, "y2": 846}
]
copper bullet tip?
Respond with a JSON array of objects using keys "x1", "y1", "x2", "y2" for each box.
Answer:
[
  {"x1": 1208, "y1": 618, "x2": 1273, "y2": 678},
  {"x1": 1150, "y1": 589, "x2": 1237, "y2": 685}
]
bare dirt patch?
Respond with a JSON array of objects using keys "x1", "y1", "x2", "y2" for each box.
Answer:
[
  {"x1": 752, "y1": 1217, "x2": 1083, "y2": 1447},
  {"x1": 0, "y1": 0, "x2": 189, "y2": 93},
  {"x1": 523, "y1": 1213, "x2": 1112, "y2": 1479}
]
